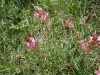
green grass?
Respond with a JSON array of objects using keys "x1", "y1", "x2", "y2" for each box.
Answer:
[{"x1": 0, "y1": 0, "x2": 100, "y2": 75}]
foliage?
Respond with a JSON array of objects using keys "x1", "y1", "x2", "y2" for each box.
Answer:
[{"x1": 0, "y1": 0, "x2": 100, "y2": 75}]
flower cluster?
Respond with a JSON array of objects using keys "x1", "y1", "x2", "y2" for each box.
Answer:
[
  {"x1": 24, "y1": 34, "x2": 38, "y2": 50},
  {"x1": 65, "y1": 19, "x2": 74, "y2": 28},
  {"x1": 95, "y1": 70, "x2": 100, "y2": 75},
  {"x1": 34, "y1": 8, "x2": 49, "y2": 21},
  {"x1": 78, "y1": 33, "x2": 100, "y2": 50}
]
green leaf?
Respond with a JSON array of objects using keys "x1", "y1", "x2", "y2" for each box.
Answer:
[
  {"x1": 73, "y1": 67, "x2": 82, "y2": 75},
  {"x1": 25, "y1": 52, "x2": 29, "y2": 58}
]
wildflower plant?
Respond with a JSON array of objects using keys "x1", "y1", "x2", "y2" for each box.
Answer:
[
  {"x1": 34, "y1": 7, "x2": 49, "y2": 21},
  {"x1": 0, "y1": 0, "x2": 100, "y2": 75},
  {"x1": 24, "y1": 34, "x2": 38, "y2": 50}
]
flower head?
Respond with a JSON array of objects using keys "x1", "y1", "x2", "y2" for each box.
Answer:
[
  {"x1": 34, "y1": 7, "x2": 49, "y2": 21},
  {"x1": 41, "y1": 12, "x2": 49, "y2": 21},
  {"x1": 24, "y1": 34, "x2": 38, "y2": 50},
  {"x1": 95, "y1": 70, "x2": 100, "y2": 75},
  {"x1": 65, "y1": 19, "x2": 74, "y2": 28},
  {"x1": 88, "y1": 33, "x2": 99, "y2": 49},
  {"x1": 78, "y1": 33, "x2": 100, "y2": 51},
  {"x1": 34, "y1": 8, "x2": 43, "y2": 18}
]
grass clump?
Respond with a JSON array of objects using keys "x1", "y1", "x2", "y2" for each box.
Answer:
[{"x1": 0, "y1": 0, "x2": 100, "y2": 75}]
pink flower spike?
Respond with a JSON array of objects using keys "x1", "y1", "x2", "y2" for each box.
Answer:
[
  {"x1": 34, "y1": 7, "x2": 49, "y2": 21},
  {"x1": 65, "y1": 20, "x2": 74, "y2": 28},
  {"x1": 34, "y1": 8, "x2": 43, "y2": 18},
  {"x1": 25, "y1": 37, "x2": 38, "y2": 50},
  {"x1": 95, "y1": 70, "x2": 100, "y2": 75},
  {"x1": 36, "y1": 8, "x2": 43, "y2": 14},
  {"x1": 41, "y1": 12, "x2": 49, "y2": 21}
]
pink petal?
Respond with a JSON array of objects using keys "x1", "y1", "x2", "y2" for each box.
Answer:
[
  {"x1": 98, "y1": 36, "x2": 100, "y2": 41},
  {"x1": 77, "y1": 40, "x2": 84, "y2": 45},
  {"x1": 88, "y1": 36, "x2": 93, "y2": 44},
  {"x1": 25, "y1": 37, "x2": 38, "y2": 50},
  {"x1": 36, "y1": 8, "x2": 43, "y2": 14},
  {"x1": 41, "y1": 12, "x2": 49, "y2": 21},
  {"x1": 95, "y1": 70, "x2": 100, "y2": 75},
  {"x1": 65, "y1": 20, "x2": 74, "y2": 28},
  {"x1": 34, "y1": 12, "x2": 40, "y2": 17},
  {"x1": 81, "y1": 45, "x2": 88, "y2": 50}
]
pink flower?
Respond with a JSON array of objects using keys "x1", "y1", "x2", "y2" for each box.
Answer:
[
  {"x1": 78, "y1": 40, "x2": 88, "y2": 50},
  {"x1": 81, "y1": 44, "x2": 88, "y2": 50},
  {"x1": 41, "y1": 12, "x2": 49, "y2": 21},
  {"x1": 24, "y1": 34, "x2": 38, "y2": 50},
  {"x1": 88, "y1": 33, "x2": 99, "y2": 49},
  {"x1": 65, "y1": 20, "x2": 74, "y2": 28},
  {"x1": 98, "y1": 36, "x2": 100, "y2": 41},
  {"x1": 95, "y1": 70, "x2": 100, "y2": 75},
  {"x1": 34, "y1": 8, "x2": 43, "y2": 18},
  {"x1": 78, "y1": 33, "x2": 99, "y2": 50},
  {"x1": 34, "y1": 12, "x2": 40, "y2": 18},
  {"x1": 34, "y1": 8, "x2": 49, "y2": 21},
  {"x1": 25, "y1": 37, "x2": 38, "y2": 50}
]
